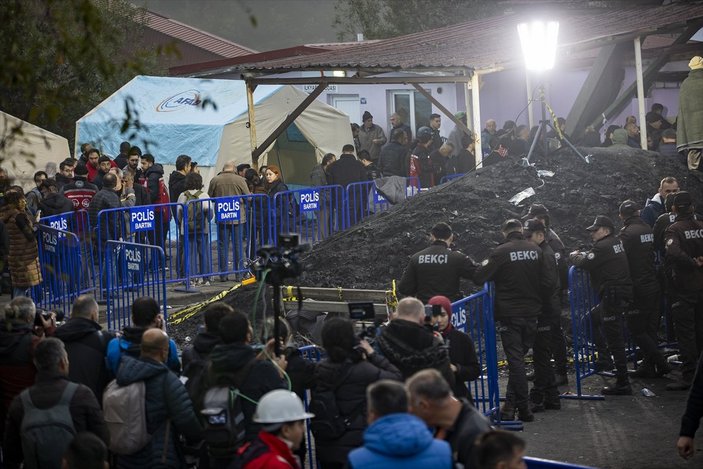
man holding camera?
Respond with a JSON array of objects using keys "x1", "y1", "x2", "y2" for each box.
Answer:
[
  {"x1": 398, "y1": 222, "x2": 478, "y2": 303},
  {"x1": 376, "y1": 298, "x2": 455, "y2": 386}
]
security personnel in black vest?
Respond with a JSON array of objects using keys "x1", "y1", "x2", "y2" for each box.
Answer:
[
  {"x1": 663, "y1": 191, "x2": 703, "y2": 391},
  {"x1": 523, "y1": 218, "x2": 561, "y2": 413},
  {"x1": 398, "y1": 222, "x2": 478, "y2": 303},
  {"x1": 570, "y1": 215, "x2": 633, "y2": 396},
  {"x1": 618, "y1": 200, "x2": 670, "y2": 379},
  {"x1": 474, "y1": 219, "x2": 553, "y2": 422},
  {"x1": 523, "y1": 204, "x2": 569, "y2": 385}
]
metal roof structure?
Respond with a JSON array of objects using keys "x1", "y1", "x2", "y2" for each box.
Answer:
[
  {"x1": 237, "y1": 3, "x2": 703, "y2": 76},
  {"x1": 143, "y1": 10, "x2": 256, "y2": 59}
]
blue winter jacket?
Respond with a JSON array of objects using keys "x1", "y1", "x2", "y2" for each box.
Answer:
[
  {"x1": 347, "y1": 413, "x2": 452, "y2": 469},
  {"x1": 106, "y1": 328, "x2": 181, "y2": 376}
]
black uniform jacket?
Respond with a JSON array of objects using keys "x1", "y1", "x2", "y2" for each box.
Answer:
[
  {"x1": 664, "y1": 214, "x2": 703, "y2": 293},
  {"x1": 619, "y1": 216, "x2": 659, "y2": 292},
  {"x1": 398, "y1": 240, "x2": 478, "y2": 303},
  {"x1": 569, "y1": 233, "x2": 632, "y2": 296},
  {"x1": 474, "y1": 232, "x2": 552, "y2": 319}
]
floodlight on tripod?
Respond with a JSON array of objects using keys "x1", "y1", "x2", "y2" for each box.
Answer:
[{"x1": 517, "y1": 20, "x2": 590, "y2": 164}]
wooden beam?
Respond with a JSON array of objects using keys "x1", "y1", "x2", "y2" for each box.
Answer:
[
  {"x1": 588, "y1": 21, "x2": 703, "y2": 131},
  {"x1": 251, "y1": 82, "x2": 327, "y2": 161},
  {"x1": 246, "y1": 75, "x2": 473, "y2": 86},
  {"x1": 411, "y1": 83, "x2": 472, "y2": 136},
  {"x1": 246, "y1": 82, "x2": 258, "y2": 167},
  {"x1": 471, "y1": 73, "x2": 483, "y2": 167}
]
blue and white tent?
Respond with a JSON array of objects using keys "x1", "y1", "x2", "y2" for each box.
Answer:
[{"x1": 76, "y1": 76, "x2": 352, "y2": 185}]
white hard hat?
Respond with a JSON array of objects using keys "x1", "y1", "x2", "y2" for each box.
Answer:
[{"x1": 253, "y1": 390, "x2": 315, "y2": 424}]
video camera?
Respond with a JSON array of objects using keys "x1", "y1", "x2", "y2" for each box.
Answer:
[
  {"x1": 424, "y1": 304, "x2": 442, "y2": 332},
  {"x1": 34, "y1": 308, "x2": 65, "y2": 327},
  {"x1": 348, "y1": 301, "x2": 378, "y2": 344},
  {"x1": 251, "y1": 233, "x2": 311, "y2": 285}
]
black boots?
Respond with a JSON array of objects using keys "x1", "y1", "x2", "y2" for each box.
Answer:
[{"x1": 602, "y1": 376, "x2": 632, "y2": 395}]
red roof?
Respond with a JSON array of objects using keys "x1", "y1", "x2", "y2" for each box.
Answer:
[
  {"x1": 144, "y1": 10, "x2": 256, "y2": 58},
  {"x1": 235, "y1": 4, "x2": 703, "y2": 74}
]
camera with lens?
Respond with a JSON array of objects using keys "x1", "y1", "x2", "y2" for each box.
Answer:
[
  {"x1": 424, "y1": 304, "x2": 442, "y2": 332},
  {"x1": 34, "y1": 308, "x2": 65, "y2": 327},
  {"x1": 348, "y1": 301, "x2": 378, "y2": 344},
  {"x1": 251, "y1": 233, "x2": 310, "y2": 285}
]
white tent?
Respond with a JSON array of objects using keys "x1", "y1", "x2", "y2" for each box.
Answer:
[
  {"x1": 1, "y1": 111, "x2": 71, "y2": 190},
  {"x1": 75, "y1": 76, "x2": 352, "y2": 186}
]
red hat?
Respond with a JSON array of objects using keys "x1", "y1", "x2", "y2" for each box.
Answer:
[{"x1": 428, "y1": 295, "x2": 452, "y2": 319}]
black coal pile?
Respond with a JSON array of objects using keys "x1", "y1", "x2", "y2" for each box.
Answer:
[{"x1": 170, "y1": 147, "x2": 702, "y2": 344}]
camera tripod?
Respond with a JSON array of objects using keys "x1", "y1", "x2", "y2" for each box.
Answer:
[{"x1": 523, "y1": 86, "x2": 591, "y2": 165}]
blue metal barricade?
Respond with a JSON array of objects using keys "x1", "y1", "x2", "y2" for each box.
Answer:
[
  {"x1": 97, "y1": 203, "x2": 183, "y2": 288},
  {"x1": 345, "y1": 177, "x2": 421, "y2": 226},
  {"x1": 272, "y1": 186, "x2": 345, "y2": 246},
  {"x1": 439, "y1": 173, "x2": 466, "y2": 184},
  {"x1": 40, "y1": 209, "x2": 96, "y2": 293},
  {"x1": 33, "y1": 225, "x2": 86, "y2": 317},
  {"x1": 104, "y1": 240, "x2": 167, "y2": 331},
  {"x1": 566, "y1": 267, "x2": 605, "y2": 400},
  {"x1": 451, "y1": 283, "x2": 501, "y2": 417},
  {"x1": 179, "y1": 194, "x2": 270, "y2": 285}
]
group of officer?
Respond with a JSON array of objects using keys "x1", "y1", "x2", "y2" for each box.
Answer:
[{"x1": 398, "y1": 187, "x2": 703, "y2": 422}]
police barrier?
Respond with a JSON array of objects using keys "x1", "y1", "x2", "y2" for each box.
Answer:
[
  {"x1": 566, "y1": 267, "x2": 605, "y2": 400},
  {"x1": 33, "y1": 225, "x2": 87, "y2": 317},
  {"x1": 180, "y1": 194, "x2": 270, "y2": 285},
  {"x1": 345, "y1": 177, "x2": 420, "y2": 226},
  {"x1": 96, "y1": 203, "x2": 183, "y2": 287},
  {"x1": 104, "y1": 240, "x2": 167, "y2": 331},
  {"x1": 451, "y1": 283, "x2": 501, "y2": 417},
  {"x1": 40, "y1": 210, "x2": 96, "y2": 293},
  {"x1": 439, "y1": 173, "x2": 466, "y2": 185},
  {"x1": 272, "y1": 186, "x2": 346, "y2": 246}
]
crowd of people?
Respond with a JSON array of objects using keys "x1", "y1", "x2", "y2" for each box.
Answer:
[{"x1": 1, "y1": 293, "x2": 533, "y2": 469}]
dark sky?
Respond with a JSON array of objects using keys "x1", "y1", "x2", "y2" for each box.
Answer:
[{"x1": 138, "y1": 0, "x2": 340, "y2": 52}]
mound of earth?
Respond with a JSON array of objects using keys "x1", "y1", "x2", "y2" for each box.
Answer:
[{"x1": 170, "y1": 147, "x2": 702, "y2": 344}]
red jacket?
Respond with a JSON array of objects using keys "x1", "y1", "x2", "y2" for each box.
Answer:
[{"x1": 243, "y1": 431, "x2": 301, "y2": 469}]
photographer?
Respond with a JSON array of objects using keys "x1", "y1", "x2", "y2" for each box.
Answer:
[
  {"x1": 376, "y1": 298, "x2": 455, "y2": 386},
  {"x1": 0, "y1": 297, "x2": 55, "y2": 440},
  {"x1": 427, "y1": 296, "x2": 481, "y2": 405},
  {"x1": 311, "y1": 317, "x2": 401, "y2": 469}
]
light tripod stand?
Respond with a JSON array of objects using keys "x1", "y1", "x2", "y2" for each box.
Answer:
[{"x1": 523, "y1": 86, "x2": 591, "y2": 165}]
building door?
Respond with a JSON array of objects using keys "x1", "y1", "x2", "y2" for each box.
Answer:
[
  {"x1": 389, "y1": 90, "x2": 432, "y2": 135},
  {"x1": 330, "y1": 95, "x2": 361, "y2": 124}
]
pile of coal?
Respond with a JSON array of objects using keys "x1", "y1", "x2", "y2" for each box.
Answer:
[{"x1": 170, "y1": 146, "x2": 702, "y2": 344}]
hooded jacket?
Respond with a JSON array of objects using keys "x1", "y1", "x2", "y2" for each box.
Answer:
[
  {"x1": 313, "y1": 354, "x2": 402, "y2": 464},
  {"x1": 39, "y1": 192, "x2": 74, "y2": 216},
  {"x1": 54, "y1": 317, "x2": 115, "y2": 399},
  {"x1": 106, "y1": 326, "x2": 181, "y2": 376},
  {"x1": 377, "y1": 319, "x2": 454, "y2": 385},
  {"x1": 348, "y1": 413, "x2": 452, "y2": 469},
  {"x1": 115, "y1": 356, "x2": 202, "y2": 469},
  {"x1": 168, "y1": 171, "x2": 187, "y2": 203},
  {"x1": 199, "y1": 343, "x2": 286, "y2": 442},
  {"x1": 143, "y1": 164, "x2": 165, "y2": 204}
]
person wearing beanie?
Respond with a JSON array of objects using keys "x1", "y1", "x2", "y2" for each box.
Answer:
[
  {"x1": 677, "y1": 56, "x2": 703, "y2": 171},
  {"x1": 427, "y1": 295, "x2": 480, "y2": 404},
  {"x1": 358, "y1": 111, "x2": 386, "y2": 163}
]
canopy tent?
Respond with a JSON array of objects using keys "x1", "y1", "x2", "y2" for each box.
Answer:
[
  {"x1": 0, "y1": 111, "x2": 71, "y2": 191},
  {"x1": 75, "y1": 75, "x2": 352, "y2": 185}
]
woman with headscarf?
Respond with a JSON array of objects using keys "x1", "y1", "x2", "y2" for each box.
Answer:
[
  {"x1": 1, "y1": 191, "x2": 42, "y2": 298},
  {"x1": 428, "y1": 295, "x2": 481, "y2": 405}
]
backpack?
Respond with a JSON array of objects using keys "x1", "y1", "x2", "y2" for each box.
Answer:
[
  {"x1": 308, "y1": 364, "x2": 359, "y2": 441},
  {"x1": 20, "y1": 382, "x2": 78, "y2": 469},
  {"x1": 183, "y1": 190, "x2": 205, "y2": 233},
  {"x1": 140, "y1": 174, "x2": 172, "y2": 222},
  {"x1": 200, "y1": 359, "x2": 256, "y2": 459},
  {"x1": 228, "y1": 438, "x2": 270, "y2": 469},
  {"x1": 102, "y1": 379, "x2": 151, "y2": 455}
]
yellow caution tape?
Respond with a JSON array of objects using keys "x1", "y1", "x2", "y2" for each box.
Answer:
[{"x1": 168, "y1": 282, "x2": 243, "y2": 326}]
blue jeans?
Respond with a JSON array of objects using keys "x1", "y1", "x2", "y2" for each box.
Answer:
[
  {"x1": 216, "y1": 223, "x2": 245, "y2": 279},
  {"x1": 187, "y1": 230, "x2": 212, "y2": 281}
]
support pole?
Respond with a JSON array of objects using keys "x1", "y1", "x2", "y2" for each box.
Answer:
[
  {"x1": 246, "y1": 82, "x2": 258, "y2": 167},
  {"x1": 471, "y1": 73, "x2": 482, "y2": 168},
  {"x1": 634, "y1": 36, "x2": 647, "y2": 150},
  {"x1": 526, "y1": 72, "x2": 535, "y2": 129}
]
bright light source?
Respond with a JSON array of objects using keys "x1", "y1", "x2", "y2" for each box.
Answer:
[
  {"x1": 332, "y1": 70, "x2": 346, "y2": 77},
  {"x1": 517, "y1": 21, "x2": 559, "y2": 72}
]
